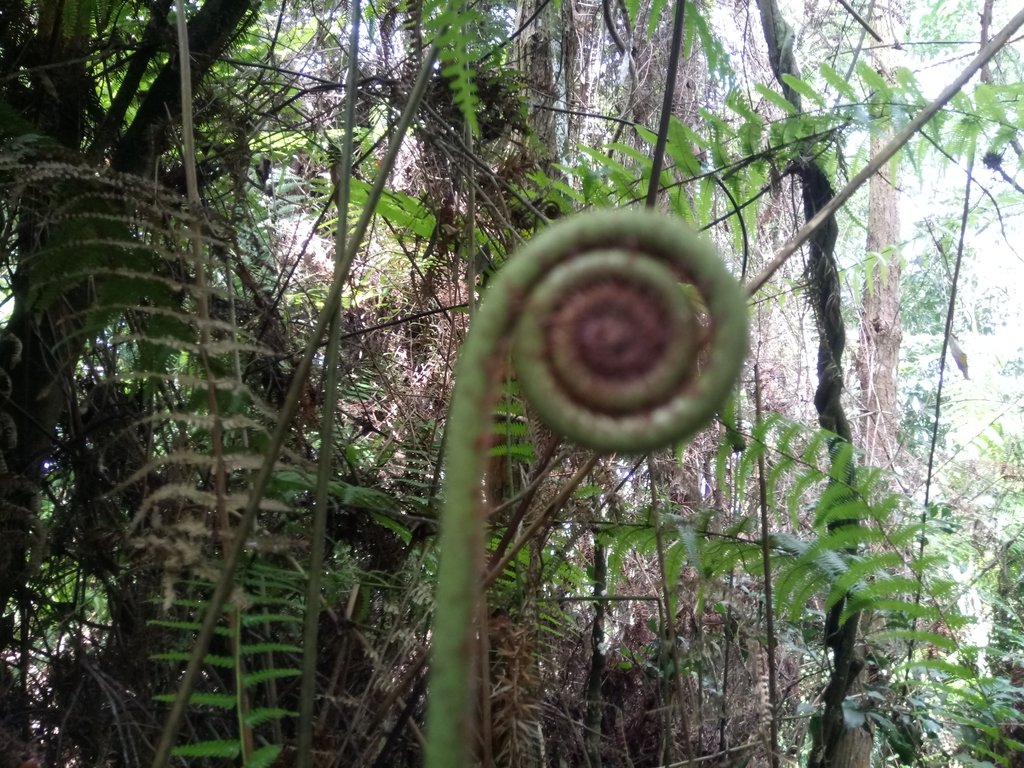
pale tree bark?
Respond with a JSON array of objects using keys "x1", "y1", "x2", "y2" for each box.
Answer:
[
  {"x1": 511, "y1": 0, "x2": 559, "y2": 172},
  {"x1": 856, "y1": 0, "x2": 904, "y2": 470}
]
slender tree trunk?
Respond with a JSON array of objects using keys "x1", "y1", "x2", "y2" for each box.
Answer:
[
  {"x1": 856, "y1": 0, "x2": 904, "y2": 470},
  {"x1": 511, "y1": 0, "x2": 559, "y2": 172},
  {"x1": 584, "y1": 533, "x2": 607, "y2": 767}
]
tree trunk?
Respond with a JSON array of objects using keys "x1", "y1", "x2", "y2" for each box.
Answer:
[
  {"x1": 856, "y1": 0, "x2": 904, "y2": 470},
  {"x1": 753, "y1": 1, "x2": 873, "y2": 764},
  {"x1": 512, "y1": 0, "x2": 560, "y2": 173},
  {"x1": 584, "y1": 534, "x2": 607, "y2": 768}
]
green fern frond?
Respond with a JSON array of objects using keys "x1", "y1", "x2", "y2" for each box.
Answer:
[
  {"x1": 242, "y1": 668, "x2": 302, "y2": 686},
  {"x1": 844, "y1": 598, "x2": 939, "y2": 625},
  {"x1": 150, "y1": 568, "x2": 304, "y2": 759},
  {"x1": 812, "y1": 523, "x2": 885, "y2": 553},
  {"x1": 244, "y1": 708, "x2": 298, "y2": 727},
  {"x1": 769, "y1": 524, "x2": 938, "y2": 625},
  {"x1": 148, "y1": 618, "x2": 235, "y2": 635},
  {"x1": 151, "y1": 651, "x2": 236, "y2": 668},
  {"x1": 604, "y1": 523, "x2": 658, "y2": 590},
  {"x1": 171, "y1": 739, "x2": 241, "y2": 758},
  {"x1": 841, "y1": 575, "x2": 926, "y2": 616},
  {"x1": 873, "y1": 628, "x2": 957, "y2": 651},
  {"x1": 663, "y1": 539, "x2": 689, "y2": 595},
  {"x1": 788, "y1": 566, "x2": 836, "y2": 620},
  {"x1": 240, "y1": 612, "x2": 303, "y2": 626},
  {"x1": 247, "y1": 745, "x2": 284, "y2": 768},
  {"x1": 828, "y1": 551, "x2": 905, "y2": 597},
  {"x1": 898, "y1": 658, "x2": 976, "y2": 679},
  {"x1": 424, "y1": 5, "x2": 484, "y2": 135}
]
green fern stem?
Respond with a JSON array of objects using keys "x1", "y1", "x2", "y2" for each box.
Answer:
[{"x1": 425, "y1": 208, "x2": 748, "y2": 767}]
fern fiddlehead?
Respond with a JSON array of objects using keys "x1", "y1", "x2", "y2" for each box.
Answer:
[{"x1": 425, "y1": 208, "x2": 748, "y2": 767}]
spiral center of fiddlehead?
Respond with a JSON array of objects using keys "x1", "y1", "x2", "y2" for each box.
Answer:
[
  {"x1": 566, "y1": 283, "x2": 655, "y2": 372},
  {"x1": 426, "y1": 208, "x2": 749, "y2": 768},
  {"x1": 505, "y1": 217, "x2": 744, "y2": 453},
  {"x1": 516, "y1": 251, "x2": 702, "y2": 426},
  {"x1": 556, "y1": 280, "x2": 670, "y2": 374}
]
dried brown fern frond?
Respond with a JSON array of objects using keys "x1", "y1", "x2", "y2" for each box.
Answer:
[{"x1": 0, "y1": 155, "x2": 306, "y2": 604}]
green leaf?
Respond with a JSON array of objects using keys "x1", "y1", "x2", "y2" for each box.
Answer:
[
  {"x1": 172, "y1": 740, "x2": 241, "y2": 758},
  {"x1": 738, "y1": 117, "x2": 763, "y2": 156},
  {"x1": 871, "y1": 712, "x2": 919, "y2": 762},
  {"x1": 240, "y1": 642, "x2": 303, "y2": 655},
  {"x1": 247, "y1": 745, "x2": 283, "y2": 768},
  {"x1": 375, "y1": 189, "x2": 435, "y2": 238},
  {"x1": 147, "y1": 618, "x2": 235, "y2": 636},
  {"x1": 781, "y1": 73, "x2": 826, "y2": 108},
  {"x1": 855, "y1": 61, "x2": 890, "y2": 97},
  {"x1": 150, "y1": 651, "x2": 235, "y2": 668},
  {"x1": 245, "y1": 707, "x2": 298, "y2": 727},
  {"x1": 607, "y1": 141, "x2": 654, "y2": 167},
  {"x1": 241, "y1": 612, "x2": 303, "y2": 626},
  {"x1": 581, "y1": 167, "x2": 612, "y2": 206},
  {"x1": 755, "y1": 83, "x2": 798, "y2": 115},
  {"x1": 243, "y1": 667, "x2": 302, "y2": 686},
  {"x1": 647, "y1": 0, "x2": 669, "y2": 36},
  {"x1": 426, "y1": 7, "x2": 484, "y2": 136},
  {"x1": 820, "y1": 63, "x2": 859, "y2": 101},
  {"x1": 623, "y1": 0, "x2": 640, "y2": 27},
  {"x1": 829, "y1": 551, "x2": 901, "y2": 598},
  {"x1": 666, "y1": 117, "x2": 703, "y2": 176}
]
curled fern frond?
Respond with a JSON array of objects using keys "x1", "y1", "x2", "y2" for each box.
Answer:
[{"x1": 426, "y1": 208, "x2": 748, "y2": 768}]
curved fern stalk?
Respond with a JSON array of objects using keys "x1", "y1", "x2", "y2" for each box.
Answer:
[{"x1": 425, "y1": 207, "x2": 749, "y2": 767}]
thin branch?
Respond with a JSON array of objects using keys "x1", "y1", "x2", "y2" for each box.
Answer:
[
  {"x1": 297, "y1": 1, "x2": 362, "y2": 765},
  {"x1": 835, "y1": 0, "x2": 883, "y2": 43},
  {"x1": 909, "y1": 154, "x2": 973, "y2": 666},
  {"x1": 645, "y1": 0, "x2": 686, "y2": 208},
  {"x1": 754, "y1": 364, "x2": 780, "y2": 768}
]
